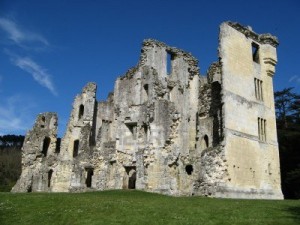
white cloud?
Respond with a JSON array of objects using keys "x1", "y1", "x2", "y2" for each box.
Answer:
[
  {"x1": 0, "y1": 95, "x2": 36, "y2": 134},
  {"x1": 289, "y1": 75, "x2": 300, "y2": 83},
  {"x1": 0, "y1": 17, "x2": 48, "y2": 47},
  {"x1": 12, "y1": 56, "x2": 58, "y2": 96}
]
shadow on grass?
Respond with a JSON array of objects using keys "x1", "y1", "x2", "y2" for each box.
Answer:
[{"x1": 286, "y1": 206, "x2": 300, "y2": 223}]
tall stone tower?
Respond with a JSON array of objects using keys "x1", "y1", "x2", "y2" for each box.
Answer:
[{"x1": 217, "y1": 22, "x2": 282, "y2": 198}]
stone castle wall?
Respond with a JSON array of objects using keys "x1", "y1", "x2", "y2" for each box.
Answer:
[{"x1": 12, "y1": 22, "x2": 283, "y2": 199}]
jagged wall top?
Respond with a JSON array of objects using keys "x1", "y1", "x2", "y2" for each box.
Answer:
[
  {"x1": 226, "y1": 21, "x2": 279, "y2": 47},
  {"x1": 141, "y1": 39, "x2": 200, "y2": 76}
]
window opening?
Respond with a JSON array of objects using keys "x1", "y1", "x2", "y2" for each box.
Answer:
[
  {"x1": 126, "y1": 123, "x2": 137, "y2": 140},
  {"x1": 204, "y1": 135, "x2": 209, "y2": 148},
  {"x1": 185, "y1": 165, "x2": 193, "y2": 175},
  {"x1": 167, "y1": 51, "x2": 174, "y2": 75},
  {"x1": 258, "y1": 118, "x2": 266, "y2": 141},
  {"x1": 55, "y1": 138, "x2": 61, "y2": 153},
  {"x1": 48, "y1": 169, "x2": 53, "y2": 187},
  {"x1": 78, "y1": 104, "x2": 84, "y2": 119},
  {"x1": 41, "y1": 116, "x2": 45, "y2": 128},
  {"x1": 254, "y1": 78, "x2": 263, "y2": 101},
  {"x1": 42, "y1": 137, "x2": 51, "y2": 157},
  {"x1": 73, "y1": 140, "x2": 79, "y2": 157},
  {"x1": 252, "y1": 42, "x2": 260, "y2": 63},
  {"x1": 144, "y1": 84, "x2": 149, "y2": 101},
  {"x1": 85, "y1": 168, "x2": 94, "y2": 188}
]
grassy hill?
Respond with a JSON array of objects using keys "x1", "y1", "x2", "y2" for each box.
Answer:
[{"x1": 0, "y1": 190, "x2": 299, "y2": 225}]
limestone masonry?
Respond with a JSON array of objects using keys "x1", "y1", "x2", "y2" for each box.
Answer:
[{"x1": 12, "y1": 22, "x2": 283, "y2": 199}]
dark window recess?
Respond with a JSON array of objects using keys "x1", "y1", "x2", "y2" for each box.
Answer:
[
  {"x1": 86, "y1": 168, "x2": 94, "y2": 188},
  {"x1": 48, "y1": 169, "x2": 53, "y2": 187},
  {"x1": 78, "y1": 104, "x2": 84, "y2": 119},
  {"x1": 128, "y1": 171, "x2": 136, "y2": 189},
  {"x1": 55, "y1": 138, "x2": 61, "y2": 153},
  {"x1": 124, "y1": 167, "x2": 136, "y2": 189},
  {"x1": 41, "y1": 116, "x2": 46, "y2": 128},
  {"x1": 252, "y1": 42, "x2": 260, "y2": 63},
  {"x1": 144, "y1": 84, "x2": 149, "y2": 96},
  {"x1": 42, "y1": 137, "x2": 51, "y2": 157},
  {"x1": 204, "y1": 135, "x2": 209, "y2": 148},
  {"x1": 185, "y1": 165, "x2": 193, "y2": 175},
  {"x1": 73, "y1": 140, "x2": 79, "y2": 157}
]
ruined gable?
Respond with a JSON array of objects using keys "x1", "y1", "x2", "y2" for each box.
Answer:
[{"x1": 12, "y1": 22, "x2": 283, "y2": 199}]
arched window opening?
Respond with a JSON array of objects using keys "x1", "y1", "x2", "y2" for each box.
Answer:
[
  {"x1": 42, "y1": 137, "x2": 51, "y2": 157},
  {"x1": 85, "y1": 168, "x2": 94, "y2": 188},
  {"x1": 78, "y1": 104, "x2": 84, "y2": 120},
  {"x1": 204, "y1": 135, "x2": 209, "y2": 148},
  {"x1": 185, "y1": 165, "x2": 193, "y2": 175},
  {"x1": 73, "y1": 140, "x2": 79, "y2": 157},
  {"x1": 48, "y1": 169, "x2": 53, "y2": 188}
]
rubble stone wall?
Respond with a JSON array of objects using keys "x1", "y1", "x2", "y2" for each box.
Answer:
[{"x1": 12, "y1": 22, "x2": 283, "y2": 199}]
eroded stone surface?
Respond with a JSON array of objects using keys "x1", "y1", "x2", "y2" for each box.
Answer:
[{"x1": 12, "y1": 22, "x2": 283, "y2": 199}]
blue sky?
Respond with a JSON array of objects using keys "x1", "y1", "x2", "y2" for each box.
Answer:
[{"x1": 0, "y1": 0, "x2": 299, "y2": 137}]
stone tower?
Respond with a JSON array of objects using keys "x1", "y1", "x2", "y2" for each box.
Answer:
[
  {"x1": 12, "y1": 22, "x2": 283, "y2": 199},
  {"x1": 215, "y1": 22, "x2": 282, "y2": 198}
]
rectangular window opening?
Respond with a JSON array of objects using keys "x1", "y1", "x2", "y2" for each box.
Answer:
[
  {"x1": 85, "y1": 168, "x2": 94, "y2": 188},
  {"x1": 254, "y1": 78, "x2": 263, "y2": 101},
  {"x1": 73, "y1": 140, "x2": 79, "y2": 157},
  {"x1": 143, "y1": 84, "x2": 149, "y2": 102},
  {"x1": 167, "y1": 52, "x2": 174, "y2": 75},
  {"x1": 252, "y1": 42, "x2": 260, "y2": 64},
  {"x1": 55, "y1": 138, "x2": 61, "y2": 153},
  {"x1": 258, "y1": 117, "x2": 267, "y2": 142}
]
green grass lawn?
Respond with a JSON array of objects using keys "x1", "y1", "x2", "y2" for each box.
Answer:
[{"x1": 0, "y1": 190, "x2": 299, "y2": 225}]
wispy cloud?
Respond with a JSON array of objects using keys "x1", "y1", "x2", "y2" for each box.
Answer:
[
  {"x1": 289, "y1": 75, "x2": 300, "y2": 84},
  {"x1": 0, "y1": 95, "x2": 36, "y2": 134},
  {"x1": 0, "y1": 17, "x2": 48, "y2": 47},
  {"x1": 12, "y1": 56, "x2": 58, "y2": 96}
]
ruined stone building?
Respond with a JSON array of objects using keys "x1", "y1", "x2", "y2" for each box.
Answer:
[{"x1": 12, "y1": 22, "x2": 283, "y2": 199}]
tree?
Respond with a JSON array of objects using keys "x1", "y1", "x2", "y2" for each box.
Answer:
[
  {"x1": 275, "y1": 87, "x2": 300, "y2": 199},
  {"x1": 274, "y1": 87, "x2": 300, "y2": 129}
]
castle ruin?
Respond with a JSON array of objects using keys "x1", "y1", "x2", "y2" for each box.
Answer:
[{"x1": 12, "y1": 22, "x2": 283, "y2": 199}]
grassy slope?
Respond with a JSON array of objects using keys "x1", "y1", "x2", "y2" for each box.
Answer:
[{"x1": 0, "y1": 190, "x2": 299, "y2": 225}]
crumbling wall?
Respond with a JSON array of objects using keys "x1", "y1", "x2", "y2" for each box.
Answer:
[
  {"x1": 12, "y1": 113, "x2": 58, "y2": 192},
  {"x1": 12, "y1": 22, "x2": 283, "y2": 199}
]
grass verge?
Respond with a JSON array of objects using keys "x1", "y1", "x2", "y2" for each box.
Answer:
[{"x1": 0, "y1": 190, "x2": 299, "y2": 225}]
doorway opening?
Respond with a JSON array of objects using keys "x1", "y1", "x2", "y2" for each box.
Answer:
[
  {"x1": 123, "y1": 166, "x2": 136, "y2": 189},
  {"x1": 85, "y1": 168, "x2": 94, "y2": 188}
]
